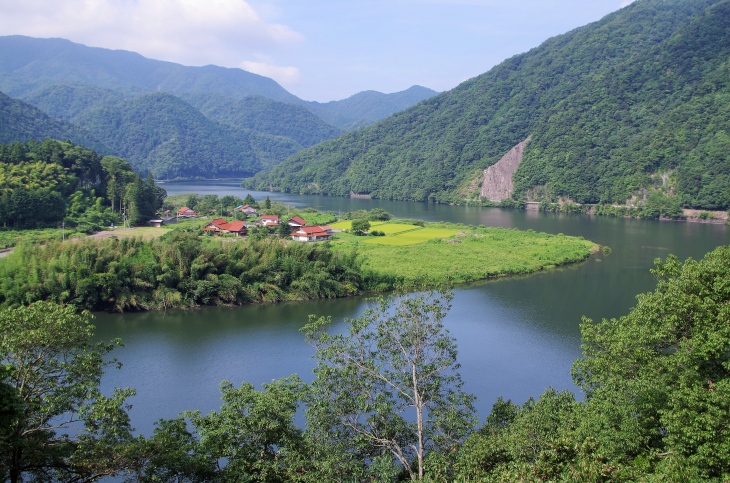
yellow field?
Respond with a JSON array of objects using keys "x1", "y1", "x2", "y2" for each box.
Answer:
[
  {"x1": 328, "y1": 220, "x2": 388, "y2": 230},
  {"x1": 363, "y1": 227, "x2": 461, "y2": 246}
]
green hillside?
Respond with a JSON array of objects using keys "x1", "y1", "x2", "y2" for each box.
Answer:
[
  {"x1": 21, "y1": 84, "x2": 124, "y2": 120},
  {"x1": 73, "y1": 92, "x2": 263, "y2": 179},
  {"x1": 308, "y1": 85, "x2": 439, "y2": 130},
  {"x1": 181, "y1": 92, "x2": 342, "y2": 148},
  {"x1": 0, "y1": 36, "x2": 300, "y2": 103},
  {"x1": 0, "y1": 91, "x2": 106, "y2": 151},
  {"x1": 246, "y1": 0, "x2": 730, "y2": 210}
]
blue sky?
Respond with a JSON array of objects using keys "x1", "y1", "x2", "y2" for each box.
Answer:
[{"x1": 0, "y1": 0, "x2": 634, "y2": 101}]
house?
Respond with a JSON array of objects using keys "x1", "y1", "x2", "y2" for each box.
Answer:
[
  {"x1": 287, "y1": 215, "x2": 307, "y2": 228},
  {"x1": 320, "y1": 225, "x2": 336, "y2": 235},
  {"x1": 224, "y1": 220, "x2": 248, "y2": 236},
  {"x1": 235, "y1": 204, "x2": 257, "y2": 215},
  {"x1": 260, "y1": 214, "x2": 280, "y2": 226},
  {"x1": 202, "y1": 218, "x2": 248, "y2": 236},
  {"x1": 202, "y1": 218, "x2": 230, "y2": 234},
  {"x1": 177, "y1": 206, "x2": 197, "y2": 218},
  {"x1": 291, "y1": 225, "x2": 331, "y2": 242},
  {"x1": 149, "y1": 219, "x2": 164, "y2": 228}
]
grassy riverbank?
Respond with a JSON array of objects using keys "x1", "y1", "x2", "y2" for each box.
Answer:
[
  {"x1": 0, "y1": 215, "x2": 597, "y2": 312},
  {"x1": 330, "y1": 221, "x2": 598, "y2": 285}
]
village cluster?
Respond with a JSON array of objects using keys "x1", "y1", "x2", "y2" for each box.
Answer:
[{"x1": 169, "y1": 204, "x2": 335, "y2": 242}]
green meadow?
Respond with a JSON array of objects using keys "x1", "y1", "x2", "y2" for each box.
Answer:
[{"x1": 331, "y1": 222, "x2": 598, "y2": 284}]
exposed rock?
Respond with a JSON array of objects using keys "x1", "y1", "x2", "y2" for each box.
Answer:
[{"x1": 480, "y1": 136, "x2": 531, "y2": 202}]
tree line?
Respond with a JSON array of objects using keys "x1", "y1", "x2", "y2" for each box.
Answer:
[{"x1": 0, "y1": 139, "x2": 165, "y2": 230}]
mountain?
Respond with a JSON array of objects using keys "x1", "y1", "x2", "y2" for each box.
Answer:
[
  {"x1": 0, "y1": 35, "x2": 437, "y2": 130},
  {"x1": 0, "y1": 90, "x2": 106, "y2": 151},
  {"x1": 308, "y1": 85, "x2": 439, "y2": 130},
  {"x1": 0, "y1": 35, "x2": 300, "y2": 103},
  {"x1": 20, "y1": 84, "x2": 124, "y2": 120},
  {"x1": 0, "y1": 35, "x2": 438, "y2": 177},
  {"x1": 179, "y1": 92, "x2": 342, "y2": 148},
  {"x1": 245, "y1": 0, "x2": 730, "y2": 210},
  {"x1": 73, "y1": 92, "x2": 265, "y2": 179}
]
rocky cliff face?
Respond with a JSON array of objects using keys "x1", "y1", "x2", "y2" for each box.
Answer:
[{"x1": 480, "y1": 137, "x2": 530, "y2": 202}]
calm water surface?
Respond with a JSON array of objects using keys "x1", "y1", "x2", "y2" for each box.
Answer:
[{"x1": 94, "y1": 181, "x2": 728, "y2": 434}]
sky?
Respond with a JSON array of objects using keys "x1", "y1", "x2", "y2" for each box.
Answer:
[{"x1": 0, "y1": 0, "x2": 635, "y2": 102}]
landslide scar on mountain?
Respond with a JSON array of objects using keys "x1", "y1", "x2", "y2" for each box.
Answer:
[{"x1": 480, "y1": 136, "x2": 531, "y2": 202}]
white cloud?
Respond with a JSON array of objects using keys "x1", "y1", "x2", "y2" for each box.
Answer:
[
  {"x1": 0, "y1": 0, "x2": 303, "y2": 68},
  {"x1": 240, "y1": 60, "x2": 301, "y2": 86}
]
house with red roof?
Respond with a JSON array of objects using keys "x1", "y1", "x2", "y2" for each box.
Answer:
[
  {"x1": 224, "y1": 220, "x2": 248, "y2": 236},
  {"x1": 202, "y1": 218, "x2": 230, "y2": 233},
  {"x1": 177, "y1": 206, "x2": 197, "y2": 218},
  {"x1": 287, "y1": 215, "x2": 307, "y2": 228},
  {"x1": 259, "y1": 214, "x2": 280, "y2": 226},
  {"x1": 202, "y1": 218, "x2": 248, "y2": 236},
  {"x1": 291, "y1": 225, "x2": 331, "y2": 242}
]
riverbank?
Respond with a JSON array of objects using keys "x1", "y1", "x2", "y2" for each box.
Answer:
[{"x1": 0, "y1": 218, "x2": 598, "y2": 312}]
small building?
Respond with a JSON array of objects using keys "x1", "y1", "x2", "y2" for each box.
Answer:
[
  {"x1": 177, "y1": 206, "x2": 197, "y2": 218},
  {"x1": 235, "y1": 204, "x2": 258, "y2": 215},
  {"x1": 202, "y1": 218, "x2": 230, "y2": 234},
  {"x1": 202, "y1": 218, "x2": 248, "y2": 236},
  {"x1": 149, "y1": 219, "x2": 164, "y2": 227},
  {"x1": 291, "y1": 225, "x2": 331, "y2": 242},
  {"x1": 224, "y1": 220, "x2": 248, "y2": 236},
  {"x1": 287, "y1": 215, "x2": 307, "y2": 228},
  {"x1": 260, "y1": 214, "x2": 280, "y2": 226}
]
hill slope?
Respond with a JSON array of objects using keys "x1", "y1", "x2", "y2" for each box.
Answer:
[
  {"x1": 308, "y1": 85, "x2": 439, "y2": 130},
  {"x1": 0, "y1": 91, "x2": 106, "y2": 151},
  {"x1": 246, "y1": 0, "x2": 730, "y2": 210},
  {"x1": 73, "y1": 92, "x2": 264, "y2": 179}
]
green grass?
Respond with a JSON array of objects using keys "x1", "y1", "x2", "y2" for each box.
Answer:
[
  {"x1": 332, "y1": 225, "x2": 598, "y2": 284},
  {"x1": 0, "y1": 228, "x2": 85, "y2": 249},
  {"x1": 364, "y1": 227, "x2": 460, "y2": 245}
]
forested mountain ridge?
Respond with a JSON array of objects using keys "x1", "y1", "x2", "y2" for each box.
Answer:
[
  {"x1": 307, "y1": 85, "x2": 439, "y2": 130},
  {"x1": 0, "y1": 35, "x2": 437, "y2": 177},
  {"x1": 245, "y1": 0, "x2": 730, "y2": 210},
  {"x1": 72, "y1": 92, "x2": 266, "y2": 179},
  {"x1": 0, "y1": 35, "x2": 300, "y2": 103},
  {"x1": 0, "y1": 91, "x2": 107, "y2": 151},
  {"x1": 180, "y1": 92, "x2": 343, "y2": 148},
  {"x1": 0, "y1": 35, "x2": 437, "y2": 130}
]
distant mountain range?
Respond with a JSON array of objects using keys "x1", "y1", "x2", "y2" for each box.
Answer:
[
  {"x1": 0, "y1": 35, "x2": 437, "y2": 178},
  {"x1": 246, "y1": 0, "x2": 730, "y2": 211}
]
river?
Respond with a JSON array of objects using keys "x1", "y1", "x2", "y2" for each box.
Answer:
[{"x1": 93, "y1": 181, "x2": 729, "y2": 434}]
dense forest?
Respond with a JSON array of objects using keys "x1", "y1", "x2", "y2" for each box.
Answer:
[
  {"x1": 72, "y1": 92, "x2": 264, "y2": 179},
  {"x1": 0, "y1": 232, "x2": 368, "y2": 312},
  {"x1": 246, "y1": 0, "x2": 730, "y2": 211},
  {"x1": 0, "y1": 139, "x2": 164, "y2": 230},
  {"x1": 2, "y1": 246, "x2": 729, "y2": 481},
  {"x1": 0, "y1": 91, "x2": 105, "y2": 150}
]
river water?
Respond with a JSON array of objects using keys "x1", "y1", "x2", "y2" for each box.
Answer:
[{"x1": 93, "y1": 181, "x2": 729, "y2": 434}]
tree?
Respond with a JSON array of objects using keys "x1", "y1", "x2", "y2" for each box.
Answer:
[
  {"x1": 350, "y1": 218, "x2": 370, "y2": 235},
  {"x1": 302, "y1": 290, "x2": 477, "y2": 480},
  {"x1": 0, "y1": 302, "x2": 136, "y2": 482},
  {"x1": 243, "y1": 193, "x2": 257, "y2": 207},
  {"x1": 572, "y1": 245, "x2": 730, "y2": 478}
]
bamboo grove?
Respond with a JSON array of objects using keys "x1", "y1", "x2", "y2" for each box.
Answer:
[{"x1": 0, "y1": 232, "x2": 373, "y2": 312}]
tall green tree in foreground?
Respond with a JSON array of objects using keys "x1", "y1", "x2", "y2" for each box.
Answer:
[
  {"x1": 0, "y1": 302, "x2": 136, "y2": 483},
  {"x1": 451, "y1": 245, "x2": 730, "y2": 481},
  {"x1": 303, "y1": 290, "x2": 477, "y2": 480}
]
